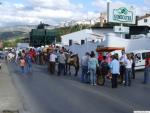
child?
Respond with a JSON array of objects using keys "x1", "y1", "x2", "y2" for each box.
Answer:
[{"x1": 20, "y1": 57, "x2": 26, "y2": 73}]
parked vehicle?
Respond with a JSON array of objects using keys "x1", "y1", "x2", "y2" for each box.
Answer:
[{"x1": 130, "y1": 50, "x2": 150, "y2": 70}]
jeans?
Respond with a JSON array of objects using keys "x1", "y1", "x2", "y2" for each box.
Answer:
[
  {"x1": 132, "y1": 63, "x2": 135, "y2": 79},
  {"x1": 49, "y1": 61, "x2": 56, "y2": 74},
  {"x1": 27, "y1": 63, "x2": 32, "y2": 73},
  {"x1": 125, "y1": 68, "x2": 132, "y2": 86},
  {"x1": 120, "y1": 65, "x2": 126, "y2": 83},
  {"x1": 144, "y1": 67, "x2": 150, "y2": 84},
  {"x1": 20, "y1": 66, "x2": 25, "y2": 73},
  {"x1": 111, "y1": 74, "x2": 118, "y2": 88},
  {"x1": 81, "y1": 66, "x2": 89, "y2": 83},
  {"x1": 58, "y1": 63, "x2": 65, "y2": 75},
  {"x1": 89, "y1": 68, "x2": 97, "y2": 85}
]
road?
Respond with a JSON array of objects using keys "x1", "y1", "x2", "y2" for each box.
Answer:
[{"x1": 7, "y1": 62, "x2": 150, "y2": 113}]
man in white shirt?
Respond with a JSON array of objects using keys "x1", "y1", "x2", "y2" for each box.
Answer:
[
  {"x1": 124, "y1": 54, "x2": 133, "y2": 86},
  {"x1": 49, "y1": 51, "x2": 57, "y2": 74},
  {"x1": 119, "y1": 50, "x2": 127, "y2": 84}
]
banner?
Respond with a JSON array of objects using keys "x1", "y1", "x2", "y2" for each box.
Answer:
[{"x1": 107, "y1": 3, "x2": 136, "y2": 24}]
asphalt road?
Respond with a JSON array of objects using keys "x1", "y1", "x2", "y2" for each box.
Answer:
[{"x1": 7, "y1": 62, "x2": 150, "y2": 113}]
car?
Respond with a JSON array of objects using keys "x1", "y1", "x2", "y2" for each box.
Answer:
[{"x1": 129, "y1": 49, "x2": 150, "y2": 70}]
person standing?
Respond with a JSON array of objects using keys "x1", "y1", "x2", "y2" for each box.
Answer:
[
  {"x1": 109, "y1": 54, "x2": 120, "y2": 88},
  {"x1": 49, "y1": 51, "x2": 57, "y2": 74},
  {"x1": 81, "y1": 52, "x2": 90, "y2": 83},
  {"x1": 119, "y1": 50, "x2": 127, "y2": 84},
  {"x1": 25, "y1": 53, "x2": 32, "y2": 73},
  {"x1": 124, "y1": 54, "x2": 133, "y2": 86},
  {"x1": 98, "y1": 52, "x2": 103, "y2": 65},
  {"x1": 88, "y1": 51, "x2": 99, "y2": 85},
  {"x1": 57, "y1": 50, "x2": 66, "y2": 76},
  {"x1": 20, "y1": 57, "x2": 26, "y2": 74},
  {"x1": 131, "y1": 53, "x2": 135, "y2": 79},
  {"x1": 101, "y1": 56, "x2": 110, "y2": 85},
  {"x1": 143, "y1": 52, "x2": 150, "y2": 84}
]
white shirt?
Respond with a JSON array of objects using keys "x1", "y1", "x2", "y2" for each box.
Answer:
[
  {"x1": 120, "y1": 54, "x2": 127, "y2": 63},
  {"x1": 125, "y1": 59, "x2": 133, "y2": 69},
  {"x1": 49, "y1": 53, "x2": 57, "y2": 62}
]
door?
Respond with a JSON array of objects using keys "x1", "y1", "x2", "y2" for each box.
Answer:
[{"x1": 135, "y1": 53, "x2": 144, "y2": 70}]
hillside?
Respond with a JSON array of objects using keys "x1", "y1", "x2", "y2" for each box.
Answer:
[{"x1": 0, "y1": 31, "x2": 28, "y2": 40}]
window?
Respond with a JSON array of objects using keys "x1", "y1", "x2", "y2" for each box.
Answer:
[
  {"x1": 142, "y1": 52, "x2": 150, "y2": 59},
  {"x1": 144, "y1": 19, "x2": 147, "y2": 23},
  {"x1": 135, "y1": 53, "x2": 141, "y2": 61},
  {"x1": 142, "y1": 52, "x2": 147, "y2": 59}
]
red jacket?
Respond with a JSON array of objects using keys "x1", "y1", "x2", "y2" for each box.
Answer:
[{"x1": 98, "y1": 53, "x2": 103, "y2": 61}]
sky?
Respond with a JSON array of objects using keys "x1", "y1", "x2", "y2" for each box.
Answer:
[{"x1": 0, "y1": 0, "x2": 150, "y2": 27}]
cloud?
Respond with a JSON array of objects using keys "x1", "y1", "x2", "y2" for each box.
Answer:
[
  {"x1": 92, "y1": 0, "x2": 150, "y2": 16},
  {"x1": 0, "y1": 0, "x2": 89, "y2": 27},
  {"x1": 144, "y1": 0, "x2": 150, "y2": 6},
  {"x1": 92, "y1": 0, "x2": 107, "y2": 12},
  {"x1": 27, "y1": 0, "x2": 83, "y2": 11},
  {"x1": 0, "y1": 0, "x2": 118, "y2": 27}
]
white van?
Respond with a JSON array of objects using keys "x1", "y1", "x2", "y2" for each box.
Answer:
[{"x1": 131, "y1": 50, "x2": 150, "y2": 70}]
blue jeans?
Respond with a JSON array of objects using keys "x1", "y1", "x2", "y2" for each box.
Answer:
[
  {"x1": 58, "y1": 63, "x2": 65, "y2": 75},
  {"x1": 125, "y1": 68, "x2": 132, "y2": 86},
  {"x1": 144, "y1": 67, "x2": 150, "y2": 84},
  {"x1": 27, "y1": 63, "x2": 32, "y2": 73},
  {"x1": 89, "y1": 68, "x2": 97, "y2": 85},
  {"x1": 20, "y1": 66, "x2": 25, "y2": 74},
  {"x1": 81, "y1": 66, "x2": 89, "y2": 83}
]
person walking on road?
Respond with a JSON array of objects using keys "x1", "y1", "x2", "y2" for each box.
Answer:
[
  {"x1": 110, "y1": 54, "x2": 120, "y2": 88},
  {"x1": 19, "y1": 57, "x2": 26, "y2": 74},
  {"x1": 25, "y1": 53, "x2": 33, "y2": 73},
  {"x1": 143, "y1": 52, "x2": 150, "y2": 84}
]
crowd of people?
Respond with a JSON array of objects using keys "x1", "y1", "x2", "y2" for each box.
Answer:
[
  {"x1": 81, "y1": 50, "x2": 150, "y2": 88},
  {"x1": 5, "y1": 45, "x2": 150, "y2": 88}
]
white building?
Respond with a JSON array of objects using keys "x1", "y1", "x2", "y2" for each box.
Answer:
[
  {"x1": 61, "y1": 28, "x2": 123, "y2": 46},
  {"x1": 61, "y1": 29, "x2": 99, "y2": 46},
  {"x1": 138, "y1": 14, "x2": 150, "y2": 27}
]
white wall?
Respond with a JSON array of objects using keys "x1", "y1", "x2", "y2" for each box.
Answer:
[
  {"x1": 101, "y1": 33, "x2": 150, "y2": 53},
  {"x1": 61, "y1": 28, "x2": 123, "y2": 46},
  {"x1": 61, "y1": 29, "x2": 97, "y2": 45},
  {"x1": 138, "y1": 16, "x2": 150, "y2": 27},
  {"x1": 65, "y1": 42, "x2": 99, "y2": 61},
  {"x1": 64, "y1": 33, "x2": 150, "y2": 62}
]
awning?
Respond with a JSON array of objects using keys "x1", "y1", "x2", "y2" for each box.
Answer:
[{"x1": 96, "y1": 47, "x2": 125, "y2": 52}]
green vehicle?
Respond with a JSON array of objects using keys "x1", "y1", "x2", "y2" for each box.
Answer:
[{"x1": 30, "y1": 23, "x2": 57, "y2": 47}]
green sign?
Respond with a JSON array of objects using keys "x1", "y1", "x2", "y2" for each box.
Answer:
[
  {"x1": 108, "y1": 3, "x2": 135, "y2": 24},
  {"x1": 113, "y1": 7, "x2": 133, "y2": 22}
]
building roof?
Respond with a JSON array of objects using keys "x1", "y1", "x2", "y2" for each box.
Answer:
[{"x1": 137, "y1": 14, "x2": 150, "y2": 21}]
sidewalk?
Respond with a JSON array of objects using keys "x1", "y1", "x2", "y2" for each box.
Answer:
[{"x1": 0, "y1": 61, "x2": 22, "y2": 113}]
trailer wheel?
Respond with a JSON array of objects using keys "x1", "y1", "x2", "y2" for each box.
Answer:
[{"x1": 97, "y1": 75, "x2": 105, "y2": 86}]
